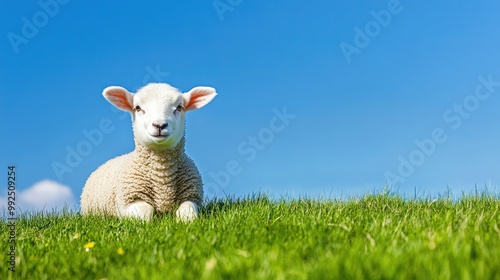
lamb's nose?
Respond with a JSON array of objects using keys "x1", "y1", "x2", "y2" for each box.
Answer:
[{"x1": 153, "y1": 122, "x2": 168, "y2": 130}]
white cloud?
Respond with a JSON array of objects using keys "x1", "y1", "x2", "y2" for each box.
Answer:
[{"x1": 1, "y1": 179, "x2": 76, "y2": 213}]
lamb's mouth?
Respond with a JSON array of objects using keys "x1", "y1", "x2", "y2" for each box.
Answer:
[{"x1": 151, "y1": 133, "x2": 169, "y2": 140}]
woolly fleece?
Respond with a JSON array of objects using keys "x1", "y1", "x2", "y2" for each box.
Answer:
[{"x1": 80, "y1": 137, "x2": 202, "y2": 216}]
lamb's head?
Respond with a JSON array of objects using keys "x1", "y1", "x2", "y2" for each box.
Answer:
[{"x1": 103, "y1": 83, "x2": 217, "y2": 150}]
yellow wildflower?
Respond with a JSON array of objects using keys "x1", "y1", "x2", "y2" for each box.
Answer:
[
  {"x1": 117, "y1": 247, "x2": 125, "y2": 255},
  {"x1": 84, "y1": 242, "x2": 95, "y2": 252}
]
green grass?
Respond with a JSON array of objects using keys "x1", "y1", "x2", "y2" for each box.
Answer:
[{"x1": 1, "y1": 193, "x2": 500, "y2": 279}]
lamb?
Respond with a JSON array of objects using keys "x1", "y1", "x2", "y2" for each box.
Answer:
[{"x1": 80, "y1": 82, "x2": 217, "y2": 221}]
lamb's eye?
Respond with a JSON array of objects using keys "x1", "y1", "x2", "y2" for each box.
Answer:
[
  {"x1": 134, "y1": 105, "x2": 142, "y2": 112},
  {"x1": 175, "y1": 105, "x2": 183, "y2": 112}
]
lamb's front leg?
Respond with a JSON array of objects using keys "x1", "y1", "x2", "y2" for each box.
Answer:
[
  {"x1": 176, "y1": 201, "x2": 199, "y2": 222},
  {"x1": 122, "y1": 201, "x2": 154, "y2": 221}
]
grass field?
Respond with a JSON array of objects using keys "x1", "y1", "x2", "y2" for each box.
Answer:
[{"x1": 1, "y1": 193, "x2": 500, "y2": 279}]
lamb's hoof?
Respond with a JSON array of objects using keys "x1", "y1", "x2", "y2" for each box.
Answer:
[
  {"x1": 125, "y1": 201, "x2": 154, "y2": 221},
  {"x1": 176, "y1": 201, "x2": 199, "y2": 222}
]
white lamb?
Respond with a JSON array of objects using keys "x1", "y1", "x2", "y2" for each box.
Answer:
[{"x1": 80, "y1": 83, "x2": 217, "y2": 221}]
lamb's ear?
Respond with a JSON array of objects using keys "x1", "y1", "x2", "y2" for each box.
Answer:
[
  {"x1": 183, "y1": 86, "x2": 217, "y2": 111},
  {"x1": 102, "y1": 86, "x2": 134, "y2": 112}
]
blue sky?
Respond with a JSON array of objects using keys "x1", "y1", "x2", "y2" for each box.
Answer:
[{"x1": 1, "y1": 0, "x2": 500, "y2": 210}]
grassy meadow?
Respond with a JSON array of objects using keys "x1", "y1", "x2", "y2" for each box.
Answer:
[{"x1": 1, "y1": 193, "x2": 500, "y2": 279}]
